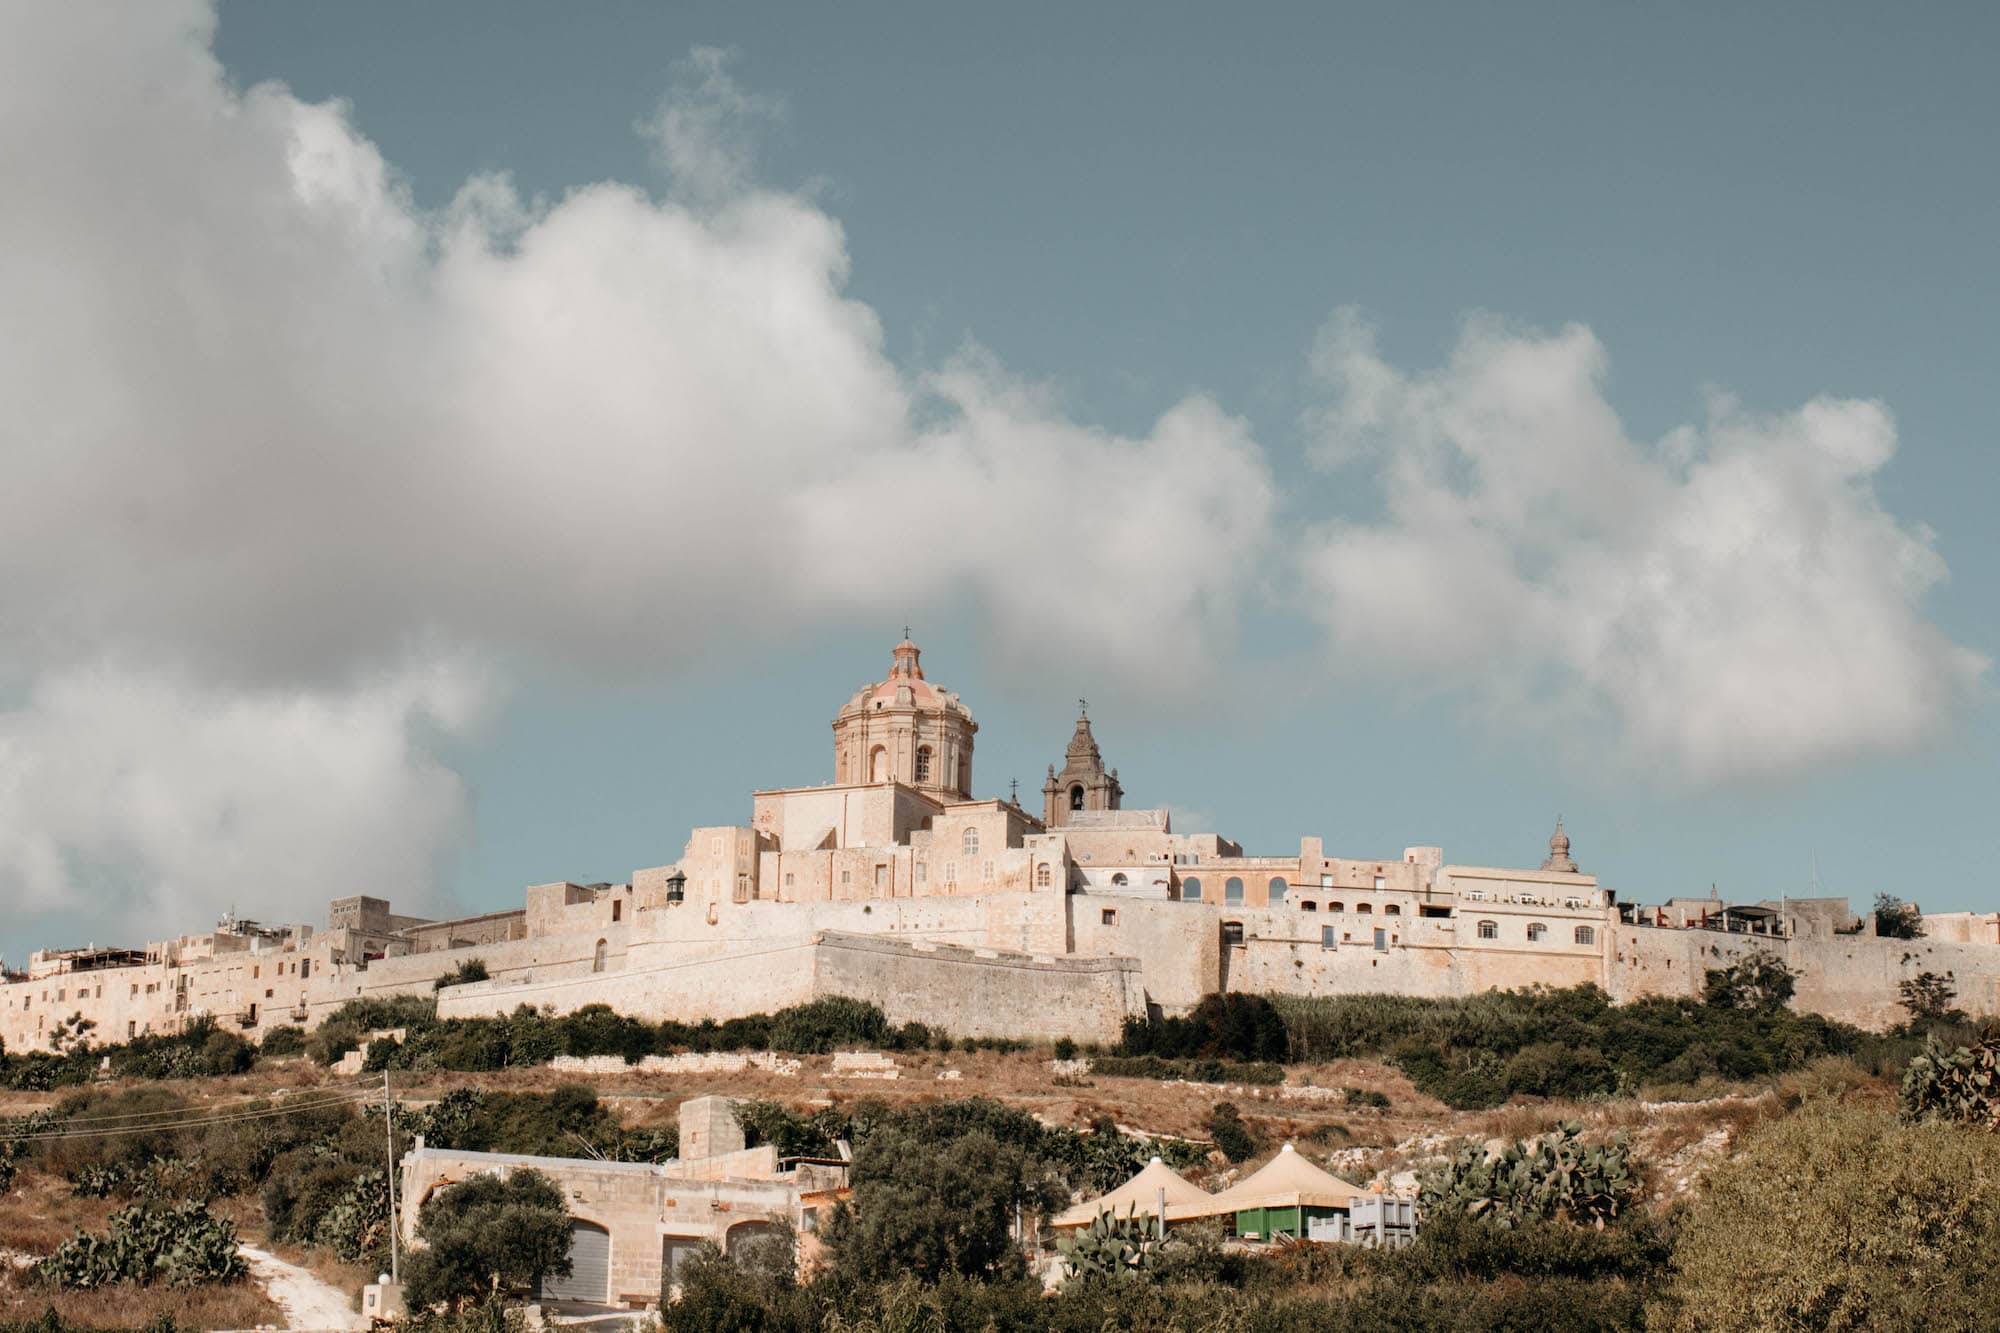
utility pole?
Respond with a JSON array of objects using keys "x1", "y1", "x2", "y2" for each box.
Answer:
[{"x1": 384, "y1": 1069, "x2": 401, "y2": 1283}]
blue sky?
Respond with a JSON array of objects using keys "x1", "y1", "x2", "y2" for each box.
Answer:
[{"x1": 1, "y1": 3, "x2": 1994, "y2": 965}]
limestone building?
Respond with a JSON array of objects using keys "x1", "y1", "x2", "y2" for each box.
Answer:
[{"x1": 5, "y1": 635, "x2": 1998, "y2": 1052}]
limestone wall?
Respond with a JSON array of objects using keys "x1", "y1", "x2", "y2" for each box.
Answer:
[
  {"x1": 807, "y1": 932, "x2": 1145, "y2": 1043},
  {"x1": 1611, "y1": 925, "x2": 2000, "y2": 1028}
]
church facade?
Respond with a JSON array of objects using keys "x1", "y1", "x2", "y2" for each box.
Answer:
[{"x1": 5, "y1": 637, "x2": 1998, "y2": 1053}]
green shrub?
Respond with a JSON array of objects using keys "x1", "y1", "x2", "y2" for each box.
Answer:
[
  {"x1": 434, "y1": 957, "x2": 490, "y2": 991},
  {"x1": 1119, "y1": 993, "x2": 1289, "y2": 1063},
  {"x1": 257, "y1": 1025, "x2": 307, "y2": 1057},
  {"x1": 1657, "y1": 1100, "x2": 2000, "y2": 1330},
  {"x1": 767, "y1": 996, "x2": 889, "y2": 1054},
  {"x1": 1271, "y1": 983, "x2": 1897, "y2": 1109}
]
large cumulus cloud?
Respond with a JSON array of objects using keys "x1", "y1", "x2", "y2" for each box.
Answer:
[
  {"x1": 0, "y1": 5, "x2": 1274, "y2": 940},
  {"x1": 1300, "y1": 312, "x2": 1986, "y2": 783}
]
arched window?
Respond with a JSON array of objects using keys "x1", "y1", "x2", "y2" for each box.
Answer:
[
  {"x1": 1111, "y1": 872, "x2": 1128, "y2": 887},
  {"x1": 869, "y1": 746, "x2": 888, "y2": 783},
  {"x1": 1035, "y1": 863, "x2": 1052, "y2": 887},
  {"x1": 1221, "y1": 921, "x2": 1245, "y2": 945},
  {"x1": 1183, "y1": 877, "x2": 1203, "y2": 902},
  {"x1": 1069, "y1": 784, "x2": 1085, "y2": 811},
  {"x1": 1328, "y1": 901, "x2": 1344, "y2": 913},
  {"x1": 1574, "y1": 925, "x2": 1596, "y2": 945},
  {"x1": 1225, "y1": 877, "x2": 1245, "y2": 904},
  {"x1": 1355, "y1": 902, "x2": 1372, "y2": 914},
  {"x1": 962, "y1": 827, "x2": 980, "y2": 856},
  {"x1": 1300, "y1": 900, "x2": 1317, "y2": 912},
  {"x1": 1268, "y1": 877, "x2": 1288, "y2": 904},
  {"x1": 1476, "y1": 920, "x2": 1498, "y2": 940},
  {"x1": 1527, "y1": 922, "x2": 1548, "y2": 942},
  {"x1": 1383, "y1": 903, "x2": 1400, "y2": 916},
  {"x1": 914, "y1": 746, "x2": 932, "y2": 783},
  {"x1": 592, "y1": 939, "x2": 608, "y2": 973}
]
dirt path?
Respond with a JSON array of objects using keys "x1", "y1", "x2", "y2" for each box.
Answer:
[{"x1": 239, "y1": 1244, "x2": 368, "y2": 1331}]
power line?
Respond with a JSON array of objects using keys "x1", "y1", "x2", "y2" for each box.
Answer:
[
  {"x1": 1, "y1": 1090, "x2": 376, "y2": 1142},
  {"x1": 0, "y1": 1084, "x2": 372, "y2": 1129}
]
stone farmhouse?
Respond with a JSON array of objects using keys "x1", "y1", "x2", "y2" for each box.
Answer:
[
  {"x1": 5, "y1": 636, "x2": 1998, "y2": 1052},
  {"x1": 397, "y1": 1095, "x2": 848, "y2": 1307}
]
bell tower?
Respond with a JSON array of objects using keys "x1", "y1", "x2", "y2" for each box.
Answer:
[
  {"x1": 830, "y1": 634, "x2": 978, "y2": 803},
  {"x1": 1042, "y1": 701, "x2": 1122, "y2": 827}
]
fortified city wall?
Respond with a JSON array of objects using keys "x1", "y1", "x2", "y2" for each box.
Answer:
[{"x1": 6, "y1": 637, "x2": 1997, "y2": 1054}]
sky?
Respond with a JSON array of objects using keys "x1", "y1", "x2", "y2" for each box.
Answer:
[{"x1": 1, "y1": 2, "x2": 1995, "y2": 966}]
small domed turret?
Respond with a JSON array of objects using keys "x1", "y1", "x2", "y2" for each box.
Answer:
[{"x1": 1541, "y1": 818, "x2": 1579, "y2": 874}]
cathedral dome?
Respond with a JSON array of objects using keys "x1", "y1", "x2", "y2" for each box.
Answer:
[{"x1": 832, "y1": 635, "x2": 977, "y2": 800}]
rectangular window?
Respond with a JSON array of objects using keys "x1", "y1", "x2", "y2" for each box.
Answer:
[
  {"x1": 612, "y1": 899, "x2": 622, "y2": 922},
  {"x1": 1320, "y1": 925, "x2": 1335, "y2": 949},
  {"x1": 915, "y1": 863, "x2": 927, "y2": 884},
  {"x1": 874, "y1": 864, "x2": 887, "y2": 890},
  {"x1": 1320, "y1": 874, "x2": 1333, "y2": 888},
  {"x1": 300, "y1": 960, "x2": 311, "y2": 980},
  {"x1": 944, "y1": 862, "x2": 956, "y2": 883},
  {"x1": 1373, "y1": 876, "x2": 1386, "y2": 890},
  {"x1": 784, "y1": 872, "x2": 795, "y2": 887},
  {"x1": 1101, "y1": 908, "x2": 1117, "y2": 926},
  {"x1": 1373, "y1": 928, "x2": 1387, "y2": 951},
  {"x1": 841, "y1": 870, "x2": 852, "y2": 884},
  {"x1": 982, "y1": 860, "x2": 994, "y2": 881}
]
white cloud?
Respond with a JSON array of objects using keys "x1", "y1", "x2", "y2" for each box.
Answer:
[
  {"x1": 0, "y1": 662, "x2": 488, "y2": 944},
  {"x1": 1301, "y1": 312, "x2": 1987, "y2": 783},
  {"x1": 0, "y1": 4, "x2": 1276, "y2": 938}
]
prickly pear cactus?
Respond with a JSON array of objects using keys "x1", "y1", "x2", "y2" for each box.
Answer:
[
  {"x1": 1057, "y1": 1204, "x2": 1165, "y2": 1282},
  {"x1": 1900, "y1": 1033, "x2": 2000, "y2": 1130},
  {"x1": 38, "y1": 1201, "x2": 247, "y2": 1288},
  {"x1": 1418, "y1": 1121, "x2": 1637, "y2": 1228}
]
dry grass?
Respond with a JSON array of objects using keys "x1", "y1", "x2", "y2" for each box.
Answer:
[
  {"x1": 0, "y1": 1171, "x2": 121, "y2": 1258},
  {"x1": 0, "y1": 1268, "x2": 283, "y2": 1330}
]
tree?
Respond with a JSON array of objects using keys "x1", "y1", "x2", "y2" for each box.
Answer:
[
  {"x1": 1898, "y1": 972, "x2": 1966, "y2": 1028},
  {"x1": 1656, "y1": 1101, "x2": 2000, "y2": 1330},
  {"x1": 1701, "y1": 950, "x2": 1797, "y2": 1012},
  {"x1": 1874, "y1": 893, "x2": 1923, "y2": 940},
  {"x1": 661, "y1": 1225, "x2": 802, "y2": 1332},
  {"x1": 827, "y1": 1124, "x2": 1062, "y2": 1283},
  {"x1": 1204, "y1": 1102, "x2": 1258, "y2": 1163},
  {"x1": 48, "y1": 1012, "x2": 97, "y2": 1057},
  {"x1": 404, "y1": 1168, "x2": 574, "y2": 1308}
]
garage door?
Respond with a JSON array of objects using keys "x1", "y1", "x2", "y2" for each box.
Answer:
[{"x1": 540, "y1": 1220, "x2": 610, "y2": 1304}]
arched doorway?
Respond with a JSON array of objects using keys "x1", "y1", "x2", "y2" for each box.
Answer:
[{"x1": 539, "y1": 1219, "x2": 610, "y2": 1304}]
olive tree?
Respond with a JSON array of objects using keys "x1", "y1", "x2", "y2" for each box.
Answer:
[{"x1": 404, "y1": 1168, "x2": 574, "y2": 1308}]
